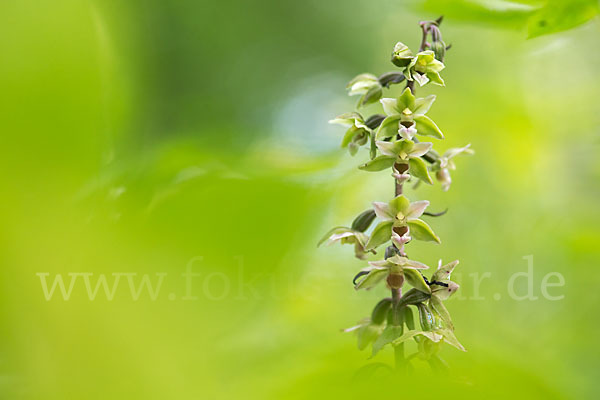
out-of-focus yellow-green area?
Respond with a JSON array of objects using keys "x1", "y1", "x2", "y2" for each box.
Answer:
[{"x1": 0, "y1": 0, "x2": 599, "y2": 398}]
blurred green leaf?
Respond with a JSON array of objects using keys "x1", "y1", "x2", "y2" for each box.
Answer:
[
  {"x1": 371, "y1": 325, "x2": 404, "y2": 357},
  {"x1": 527, "y1": 0, "x2": 599, "y2": 38}
]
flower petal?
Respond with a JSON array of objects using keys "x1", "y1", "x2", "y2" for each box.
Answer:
[
  {"x1": 372, "y1": 201, "x2": 394, "y2": 220},
  {"x1": 432, "y1": 260, "x2": 459, "y2": 282},
  {"x1": 406, "y1": 200, "x2": 430, "y2": 220},
  {"x1": 329, "y1": 112, "x2": 364, "y2": 127},
  {"x1": 413, "y1": 72, "x2": 429, "y2": 87},
  {"x1": 375, "y1": 140, "x2": 401, "y2": 157},
  {"x1": 388, "y1": 195, "x2": 410, "y2": 215},
  {"x1": 432, "y1": 281, "x2": 459, "y2": 300},
  {"x1": 375, "y1": 115, "x2": 402, "y2": 140},
  {"x1": 409, "y1": 142, "x2": 433, "y2": 157},
  {"x1": 413, "y1": 95, "x2": 436, "y2": 116},
  {"x1": 380, "y1": 98, "x2": 399, "y2": 116},
  {"x1": 443, "y1": 143, "x2": 474, "y2": 159}
]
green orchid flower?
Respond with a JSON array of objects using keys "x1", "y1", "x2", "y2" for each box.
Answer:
[
  {"x1": 353, "y1": 254, "x2": 431, "y2": 292},
  {"x1": 427, "y1": 260, "x2": 460, "y2": 330},
  {"x1": 391, "y1": 259, "x2": 465, "y2": 355},
  {"x1": 374, "y1": 138, "x2": 434, "y2": 185},
  {"x1": 404, "y1": 50, "x2": 445, "y2": 87},
  {"x1": 318, "y1": 226, "x2": 373, "y2": 260},
  {"x1": 390, "y1": 41, "x2": 414, "y2": 67},
  {"x1": 430, "y1": 144, "x2": 474, "y2": 191},
  {"x1": 329, "y1": 112, "x2": 372, "y2": 156},
  {"x1": 346, "y1": 73, "x2": 383, "y2": 107},
  {"x1": 376, "y1": 87, "x2": 444, "y2": 140},
  {"x1": 365, "y1": 195, "x2": 440, "y2": 251}
]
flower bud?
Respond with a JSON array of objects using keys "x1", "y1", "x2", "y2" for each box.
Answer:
[
  {"x1": 417, "y1": 303, "x2": 435, "y2": 331},
  {"x1": 431, "y1": 40, "x2": 446, "y2": 62},
  {"x1": 347, "y1": 73, "x2": 379, "y2": 96},
  {"x1": 436, "y1": 168, "x2": 452, "y2": 191},
  {"x1": 391, "y1": 42, "x2": 414, "y2": 67},
  {"x1": 397, "y1": 288, "x2": 431, "y2": 308},
  {"x1": 351, "y1": 209, "x2": 376, "y2": 232},
  {"x1": 371, "y1": 298, "x2": 393, "y2": 324}
]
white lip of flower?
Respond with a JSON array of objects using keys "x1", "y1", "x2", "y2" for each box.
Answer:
[
  {"x1": 392, "y1": 230, "x2": 411, "y2": 247},
  {"x1": 391, "y1": 168, "x2": 410, "y2": 182},
  {"x1": 398, "y1": 123, "x2": 417, "y2": 140}
]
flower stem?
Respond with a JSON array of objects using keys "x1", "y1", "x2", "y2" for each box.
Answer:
[
  {"x1": 390, "y1": 20, "x2": 433, "y2": 370},
  {"x1": 391, "y1": 287, "x2": 404, "y2": 369}
]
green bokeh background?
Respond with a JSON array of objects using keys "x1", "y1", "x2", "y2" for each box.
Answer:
[{"x1": 1, "y1": 0, "x2": 599, "y2": 398}]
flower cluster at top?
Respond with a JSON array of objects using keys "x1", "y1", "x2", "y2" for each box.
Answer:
[{"x1": 319, "y1": 20, "x2": 474, "y2": 366}]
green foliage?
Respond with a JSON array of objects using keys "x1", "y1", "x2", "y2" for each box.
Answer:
[
  {"x1": 323, "y1": 17, "x2": 474, "y2": 369},
  {"x1": 419, "y1": 0, "x2": 599, "y2": 38}
]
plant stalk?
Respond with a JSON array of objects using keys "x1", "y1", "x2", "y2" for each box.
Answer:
[{"x1": 390, "y1": 20, "x2": 433, "y2": 370}]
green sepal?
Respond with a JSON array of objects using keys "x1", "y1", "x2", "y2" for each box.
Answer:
[
  {"x1": 426, "y1": 71, "x2": 445, "y2": 86},
  {"x1": 409, "y1": 157, "x2": 433, "y2": 184},
  {"x1": 358, "y1": 156, "x2": 396, "y2": 172},
  {"x1": 414, "y1": 115, "x2": 444, "y2": 139},
  {"x1": 432, "y1": 260, "x2": 459, "y2": 282},
  {"x1": 317, "y1": 226, "x2": 351, "y2": 247},
  {"x1": 388, "y1": 194, "x2": 410, "y2": 215},
  {"x1": 365, "y1": 220, "x2": 393, "y2": 250},
  {"x1": 404, "y1": 269, "x2": 431, "y2": 294},
  {"x1": 407, "y1": 219, "x2": 441, "y2": 243},
  {"x1": 341, "y1": 127, "x2": 358, "y2": 148},
  {"x1": 397, "y1": 87, "x2": 416, "y2": 111},
  {"x1": 391, "y1": 329, "x2": 442, "y2": 346},
  {"x1": 354, "y1": 267, "x2": 388, "y2": 290},
  {"x1": 375, "y1": 115, "x2": 401, "y2": 140},
  {"x1": 439, "y1": 328, "x2": 466, "y2": 352},
  {"x1": 369, "y1": 131, "x2": 377, "y2": 160},
  {"x1": 429, "y1": 295, "x2": 453, "y2": 330},
  {"x1": 358, "y1": 85, "x2": 383, "y2": 107}
]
